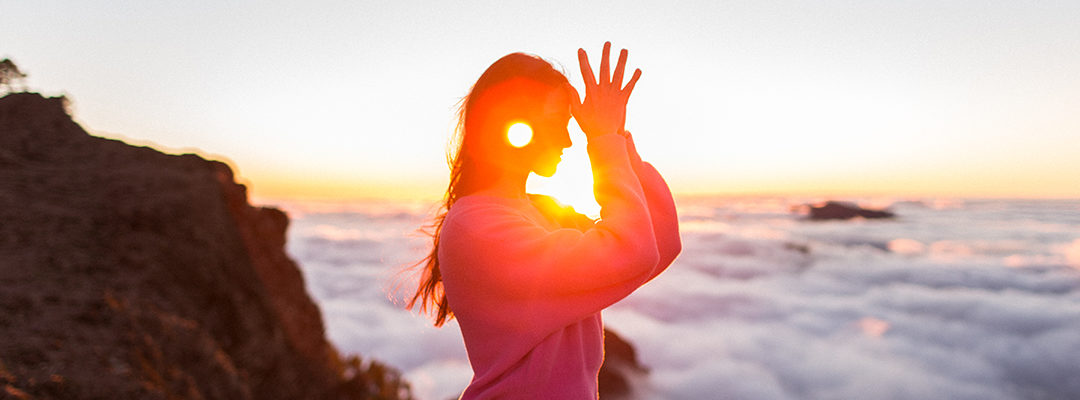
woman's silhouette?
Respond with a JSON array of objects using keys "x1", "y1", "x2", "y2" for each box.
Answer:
[{"x1": 409, "y1": 42, "x2": 681, "y2": 399}]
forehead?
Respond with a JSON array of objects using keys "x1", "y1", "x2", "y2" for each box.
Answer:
[
  {"x1": 539, "y1": 87, "x2": 571, "y2": 120},
  {"x1": 473, "y1": 78, "x2": 570, "y2": 126}
]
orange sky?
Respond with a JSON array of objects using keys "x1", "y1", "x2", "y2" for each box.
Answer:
[{"x1": 3, "y1": 2, "x2": 1078, "y2": 206}]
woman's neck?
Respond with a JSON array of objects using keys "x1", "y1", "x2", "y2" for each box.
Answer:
[{"x1": 473, "y1": 167, "x2": 530, "y2": 200}]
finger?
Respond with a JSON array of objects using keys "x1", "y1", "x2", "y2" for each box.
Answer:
[
  {"x1": 577, "y1": 48, "x2": 597, "y2": 97},
  {"x1": 612, "y1": 48, "x2": 628, "y2": 88},
  {"x1": 621, "y1": 68, "x2": 642, "y2": 99},
  {"x1": 599, "y1": 41, "x2": 611, "y2": 86}
]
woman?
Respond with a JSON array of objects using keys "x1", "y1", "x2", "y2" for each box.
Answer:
[{"x1": 408, "y1": 42, "x2": 681, "y2": 399}]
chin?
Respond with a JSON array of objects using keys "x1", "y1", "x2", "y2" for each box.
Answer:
[
  {"x1": 534, "y1": 166, "x2": 558, "y2": 177},
  {"x1": 533, "y1": 161, "x2": 559, "y2": 177}
]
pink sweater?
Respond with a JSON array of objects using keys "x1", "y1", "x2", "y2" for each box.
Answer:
[{"x1": 439, "y1": 134, "x2": 681, "y2": 399}]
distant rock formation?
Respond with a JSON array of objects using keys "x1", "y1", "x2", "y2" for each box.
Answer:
[
  {"x1": 799, "y1": 201, "x2": 895, "y2": 221},
  {"x1": 0, "y1": 93, "x2": 411, "y2": 399},
  {"x1": 528, "y1": 196, "x2": 651, "y2": 398},
  {"x1": 599, "y1": 328, "x2": 648, "y2": 399}
]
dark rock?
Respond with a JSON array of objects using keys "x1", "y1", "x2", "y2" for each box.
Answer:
[
  {"x1": 529, "y1": 195, "x2": 649, "y2": 399},
  {"x1": 802, "y1": 201, "x2": 895, "y2": 221},
  {"x1": 0, "y1": 93, "x2": 411, "y2": 399},
  {"x1": 598, "y1": 328, "x2": 648, "y2": 399}
]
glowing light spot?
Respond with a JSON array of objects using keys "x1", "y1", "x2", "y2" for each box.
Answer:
[
  {"x1": 526, "y1": 129, "x2": 601, "y2": 218},
  {"x1": 507, "y1": 123, "x2": 532, "y2": 148},
  {"x1": 858, "y1": 317, "x2": 890, "y2": 338},
  {"x1": 1067, "y1": 239, "x2": 1080, "y2": 269}
]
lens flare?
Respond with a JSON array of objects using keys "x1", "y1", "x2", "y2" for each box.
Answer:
[{"x1": 507, "y1": 122, "x2": 533, "y2": 148}]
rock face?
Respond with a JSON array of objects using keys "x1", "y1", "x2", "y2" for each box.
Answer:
[
  {"x1": 803, "y1": 201, "x2": 895, "y2": 220},
  {"x1": 598, "y1": 328, "x2": 648, "y2": 399},
  {"x1": 0, "y1": 93, "x2": 410, "y2": 399}
]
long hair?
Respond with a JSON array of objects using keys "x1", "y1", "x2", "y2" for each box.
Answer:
[{"x1": 407, "y1": 53, "x2": 570, "y2": 327}]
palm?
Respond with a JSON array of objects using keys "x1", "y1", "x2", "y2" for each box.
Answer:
[{"x1": 571, "y1": 42, "x2": 642, "y2": 139}]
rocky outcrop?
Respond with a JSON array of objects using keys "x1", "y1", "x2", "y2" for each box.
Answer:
[
  {"x1": 800, "y1": 201, "x2": 895, "y2": 221},
  {"x1": 599, "y1": 328, "x2": 648, "y2": 399},
  {"x1": 0, "y1": 93, "x2": 411, "y2": 399}
]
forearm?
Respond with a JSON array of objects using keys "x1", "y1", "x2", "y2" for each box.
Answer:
[
  {"x1": 586, "y1": 134, "x2": 660, "y2": 273},
  {"x1": 623, "y1": 132, "x2": 682, "y2": 274}
]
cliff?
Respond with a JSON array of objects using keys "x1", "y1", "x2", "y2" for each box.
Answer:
[{"x1": 0, "y1": 93, "x2": 410, "y2": 399}]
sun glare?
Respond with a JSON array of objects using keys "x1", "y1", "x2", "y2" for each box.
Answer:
[
  {"x1": 507, "y1": 122, "x2": 532, "y2": 148},
  {"x1": 527, "y1": 134, "x2": 601, "y2": 218}
]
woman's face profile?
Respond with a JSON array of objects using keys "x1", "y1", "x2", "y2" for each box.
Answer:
[{"x1": 520, "y1": 87, "x2": 572, "y2": 177}]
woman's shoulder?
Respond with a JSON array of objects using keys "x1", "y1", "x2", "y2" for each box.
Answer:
[
  {"x1": 449, "y1": 194, "x2": 530, "y2": 214},
  {"x1": 444, "y1": 195, "x2": 532, "y2": 233}
]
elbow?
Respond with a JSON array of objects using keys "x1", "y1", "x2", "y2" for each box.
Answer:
[
  {"x1": 652, "y1": 236, "x2": 681, "y2": 271},
  {"x1": 654, "y1": 221, "x2": 682, "y2": 268},
  {"x1": 662, "y1": 236, "x2": 682, "y2": 267},
  {"x1": 636, "y1": 242, "x2": 661, "y2": 273}
]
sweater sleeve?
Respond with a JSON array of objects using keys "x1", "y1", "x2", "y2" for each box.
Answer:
[
  {"x1": 623, "y1": 131, "x2": 682, "y2": 281},
  {"x1": 441, "y1": 134, "x2": 660, "y2": 305}
]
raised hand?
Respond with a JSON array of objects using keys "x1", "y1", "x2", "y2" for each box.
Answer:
[{"x1": 571, "y1": 41, "x2": 642, "y2": 140}]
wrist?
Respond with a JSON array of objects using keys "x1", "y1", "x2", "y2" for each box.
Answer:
[
  {"x1": 586, "y1": 128, "x2": 620, "y2": 137},
  {"x1": 586, "y1": 132, "x2": 628, "y2": 156},
  {"x1": 622, "y1": 130, "x2": 644, "y2": 168},
  {"x1": 586, "y1": 132, "x2": 620, "y2": 142}
]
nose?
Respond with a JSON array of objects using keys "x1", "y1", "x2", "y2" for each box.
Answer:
[{"x1": 557, "y1": 128, "x2": 572, "y2": 149}]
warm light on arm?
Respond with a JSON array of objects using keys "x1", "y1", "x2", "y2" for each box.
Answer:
[{"x1": 507, "y1": 122, "x2": 533, "y2": 148}]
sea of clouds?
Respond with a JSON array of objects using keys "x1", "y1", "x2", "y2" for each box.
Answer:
[{"x1": 277, "y1": 197, "x2": 1080, "y2": 400}]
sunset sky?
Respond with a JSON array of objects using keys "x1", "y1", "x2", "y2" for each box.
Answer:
[{"x1": 3, "y1": 1, "x2": 1078, "y2": 206}]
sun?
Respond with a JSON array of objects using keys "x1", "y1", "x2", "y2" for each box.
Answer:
[{"x1": 507, "y1": 122, "x2": 532, "y2": 148}]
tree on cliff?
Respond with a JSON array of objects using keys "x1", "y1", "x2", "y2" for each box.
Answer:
[{"x1": 0, "y1": 58, "x2": 28, "y2": 94}]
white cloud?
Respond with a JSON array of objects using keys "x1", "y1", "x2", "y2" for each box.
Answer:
[
  {"x1": 887, "y1": 238, "x2": 924, "y2": 255},
  {"x1": 288, "y1": 198, "x2": 1080, "y2": 400},
  {"x1": 1066, "y1": 239, "x2": 1080, "y2": 269}
]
